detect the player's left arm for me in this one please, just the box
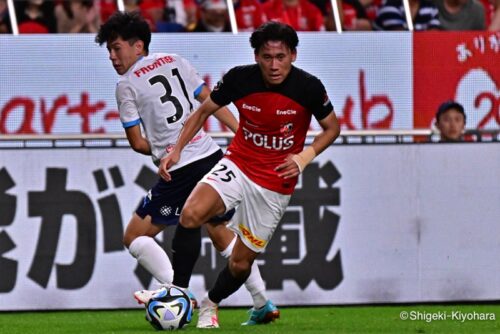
[276,111,340,179]
[304,111,340,163]
[196,85,239,133]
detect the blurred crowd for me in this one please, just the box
[0,0,499,34]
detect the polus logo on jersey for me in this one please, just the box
[242,126,294,151]
[238,224,266,248]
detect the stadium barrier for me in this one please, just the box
[0,140,499,310]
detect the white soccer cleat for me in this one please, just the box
[196,297,219,329]
[134,284,198,307]
[134,288,163,305]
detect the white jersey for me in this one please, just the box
[116,53,220,170]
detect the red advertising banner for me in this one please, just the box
[414,32,500,130]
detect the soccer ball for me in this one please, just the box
[145,286,193,330]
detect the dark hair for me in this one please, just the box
[250,21,299,54]
[436,100,466,124]
[95,11,151,53]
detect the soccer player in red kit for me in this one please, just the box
[159,21,340,328]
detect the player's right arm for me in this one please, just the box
[158,96,221,181]
[195,84,238,133]
[116,81,151,155]
[125,124,151,155]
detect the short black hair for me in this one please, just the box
[95,11,151,53]
[436,100,466,124]
[250,21,299,54]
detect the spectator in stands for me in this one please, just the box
[491,1,500,30]
[183,0,199,31]
[16,0,57,33]
[434,0,485,30]
[98,0,118,23]
[234,0,267,32]
[480,0,500,30]
[362,0,382,23]
[98,0,143,22]
[308,0,329,16]
[374,0,440,31]
[339,0,372,31]
[163,0,190,30]
[263,0,326,31]
[0,0,11,34]
[139,0,165,31]
[93,0,162,32]
[189,0,231,32]
[55,1,100,33]
[435,100,466,142]
[324,0,372,31]
[323,0,339,31]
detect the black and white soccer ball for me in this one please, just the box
[145,286,193,330]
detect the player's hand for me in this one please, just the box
[275,154,301,179]
[158,150,180,181]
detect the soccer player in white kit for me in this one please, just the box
[159,21,341,328]
[95,11,279,323]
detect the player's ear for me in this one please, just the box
[134,40,145,55]
[291,50,297,62]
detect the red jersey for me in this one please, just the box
[234,0,267,32]
[262,0,325,31]
[211,65,333,194]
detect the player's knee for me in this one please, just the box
[180,206,205,229]
[123,232,134,248]
[228,258,251,280]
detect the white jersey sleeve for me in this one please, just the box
[116,81,140,128]
[177,56,205,100]
[115,53,220,169]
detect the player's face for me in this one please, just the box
[255,41,296,87]
[106,37,144,75]
[436,109,465,141]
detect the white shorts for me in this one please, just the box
[200,157,291,253]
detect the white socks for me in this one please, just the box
[221,236,267,309]
[128,236,174,285]
[129,234,268,308]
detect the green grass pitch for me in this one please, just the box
[0,304,499,334]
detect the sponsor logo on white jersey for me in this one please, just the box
[165,144,175,153]
[242,103,261,112]
[242,126,294,150]
[134,55,175,78]
[276,109,297,115]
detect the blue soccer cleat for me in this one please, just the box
[241,300,280,325]
[185,289,198,309]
